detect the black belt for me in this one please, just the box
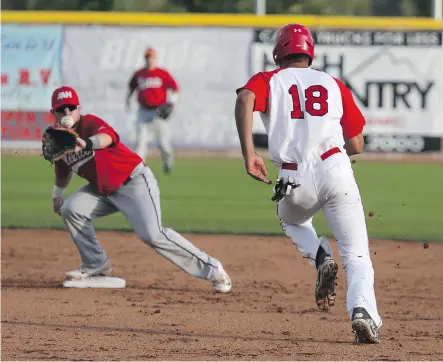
[122,176,132,186]
[122,163,145,186]
[141,105,159,110]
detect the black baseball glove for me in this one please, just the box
[156,102,174,120]
[41,125,79,163]
[271,176,300,202]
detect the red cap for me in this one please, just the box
[144,47,156,57]
[51,86,80,110]
[272,24,315,66]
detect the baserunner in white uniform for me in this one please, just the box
[234,24,382,344]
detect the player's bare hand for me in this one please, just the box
[53,197,64,216]
[245,153,272,184]
[75,137,86,152]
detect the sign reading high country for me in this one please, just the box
[251,29,443,151]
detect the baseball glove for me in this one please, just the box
[41,125,79,163]
[156,102,174,120]
[271,176,300,202]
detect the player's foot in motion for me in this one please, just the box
[212,263,232,293]
[65,259,113,280]
[352,307,380,344]
[315,254,338,311]
[163,164,172,174]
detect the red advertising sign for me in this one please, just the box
[1,68,53,86]
[1,111,55,141]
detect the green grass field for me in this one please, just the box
[1,155,442,241]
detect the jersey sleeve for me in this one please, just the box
[165,71,179,91]
[54,160,71,178]
[334,78,366,138]
[86,115,120,145]
[236,72,270,113]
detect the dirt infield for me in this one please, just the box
[2,229,442,361]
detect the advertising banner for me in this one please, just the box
[1,111,55,142]
[1,25,63,111]
[62,26,252,148]
[2,24,441,152]
[251,29,443,152]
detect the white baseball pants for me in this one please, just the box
[135,107,173,169]
[277,148,382,328]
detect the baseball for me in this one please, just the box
[60,116,75,128]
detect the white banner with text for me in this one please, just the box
[251,29,443,152]
[61,25,252,149]
[2,26,442,151]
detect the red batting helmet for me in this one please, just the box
[272,24,315,66]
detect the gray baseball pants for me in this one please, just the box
[135,107,173,169]
[60,163,220,280]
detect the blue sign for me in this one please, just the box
[1,25,63,111]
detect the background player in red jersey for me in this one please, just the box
[126,47,179,174]
[50,86,231,292]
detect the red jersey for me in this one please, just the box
[54,114,143,195]
[129,67,179,108]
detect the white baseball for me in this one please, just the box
[60,116,75,128]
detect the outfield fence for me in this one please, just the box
[2,12,443,153]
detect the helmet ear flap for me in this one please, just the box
[272,43,280,66]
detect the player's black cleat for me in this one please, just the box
[352,307,380,344]
[163,165,172,174]
[315,256,338,311]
